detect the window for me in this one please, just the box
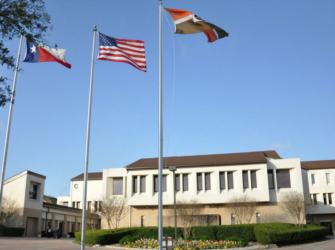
[328,193,333,205]
[256,212,261,224]
[112,177,123,195]
[311,194,317,205]
[182,174,189,191]
[268,170,275,189]
[140,216,144,227]
[94,201,98,212]
[197,173,203,191]
[242,171,249,189]
[231,214,236,225]
[153,175,167,192]
[323,193,327,205]
[326,173,331,185]
[219,172,225,190]
[311,174,315,185]
[276,169,291,188]
[87,201,91,211]
[175,174,180,192]
[132,176,138,193]
[205,173,211,190]
[29,182,39,200]
[72,202,75,208]
[76,201,80,208]
[251,170,257,188]
[227,171,234,189]
[140,176,146,193]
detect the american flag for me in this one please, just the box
[98,32,147,72]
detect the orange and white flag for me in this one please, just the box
[165,8,229,43]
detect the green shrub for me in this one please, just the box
[191,226,217,240]
[225,236,248,247]
[75,228,136,245]
[75,227,182,246]
[254,223,328,246]
[119,234,140,244]
[216,224,255,242]
[0,225,24,237]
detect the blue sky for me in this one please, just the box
[1,0,335,196]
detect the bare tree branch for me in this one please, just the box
[100,196,128,229]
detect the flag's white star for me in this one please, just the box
[30,45,36,53]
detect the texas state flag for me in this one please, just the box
[23,41,72,69]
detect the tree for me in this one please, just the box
[0,0,50,106]
[229,195,258,224]
[0,197,21,226]
[175,199,203,239]
[100,196,128,229]
[280,191,309,228]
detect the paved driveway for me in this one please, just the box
[279,237,335,250]
[0,237,335,250]
[0,238,95,250]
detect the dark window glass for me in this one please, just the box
[276,170,291,188]
[182,174,189,191]
[94,201,98,212]
[154,175,158,192]
[197,173,203,191]
[219,172,225,190]
[323,193,327,205]
[328,193,333,205]
[87,201,91,211]
[175,174,180,192]
[205,173,211,190]
[228,172,234,189]
[268,170,275,189]
[113,177,123,195]
[242,171,249,189]
[251,170,257,188]
[312,194,317,205]
[154,175,167,192]
[140,176,146,193]
[29,182,39,200]
[72,202,75,208]
[132,176,138,193]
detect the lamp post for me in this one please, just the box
[169,165,177,240]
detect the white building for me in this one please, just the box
[2,170,100,237]
[302,160,335,233]
[61,150,309,229]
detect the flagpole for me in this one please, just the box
[158,1,164,250]
[80,25,97,250]
[0,35,23,211]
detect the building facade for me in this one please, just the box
[2,170,100,237]
[302,160,335,233]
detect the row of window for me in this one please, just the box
[311,173,333,185]
[310,193,333,205]
[72,201,102,212]
[111,169,291,195]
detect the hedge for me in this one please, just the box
[254,223,328,246]
[216,224,255,242]
[75,228,136,245]
[75,227,182,245]
[76,223,328,246]
[0,224,25,237]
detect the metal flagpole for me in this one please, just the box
[0,35,23,211]
[158,1,164,250]
[80,25,97,250]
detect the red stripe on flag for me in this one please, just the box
[38,47,71,69]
